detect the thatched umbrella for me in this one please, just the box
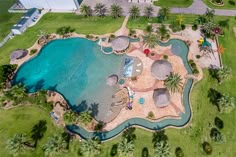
[111,36,130,52]
[10,49,28,61]
[106,74,118,86]
[151,60,173,80]
[153,88,170,107]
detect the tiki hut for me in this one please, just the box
[151,60,173,80]
[10,49,28,61]
[106,74,118,86]
[153,88,170,107]
[111,36,130,53]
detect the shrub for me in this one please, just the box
[163,55,168,60]
[228,0,236,5]
[147,111,155,119]
[190,62,196,68]
[109,34,115,40]
[202,142,212,155]
[192,23,198,31]
[86,34,93,39]
[110,144,118,157]
[94,121,104,131]
[193,68,199,74]
[30,49,37,55]
[142,147,149,157]
[215,117,224,129]
[181,24,186,30]
[175,147,184,157]
[188,59,194,64]
[210,128,225,143]
[145,25,153,33]
[196,55,201,59]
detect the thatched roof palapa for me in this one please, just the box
[106,74,118,86]
[151,60,173,80]
[111,36,130,51]
[153,88,170,107]
[10,49,28,61]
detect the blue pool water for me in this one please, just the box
[12,38,124,120]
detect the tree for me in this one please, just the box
[164,73,183,93]
[42,134,68,156]
[144,5,153,19]
[122,127,136,142]
[217,95,235,113]
[145,25,153,33]
[175,147,184,157]
[157,24,169,40]
[205,8,215,22]
[214,117,224,129]
[110,4,123,19]
[80,4,92,17]
[31,120,47,147]
[80,137,101,156]
[0,64,17,88]
[118,138,134,156]
[216,66,231,84]
[152,130,168,147]
[63,110,79,124]
[7,133,28,155]
[56,26,75,36]
[210,128,225,143]
[154,141,171,157]
[143,34,158,48]
[129,5,140,19]
[94,3,107,16]
[202,22,215,36]
[158,7,170,21]
[176,14,184,26]
[78,111,92,125]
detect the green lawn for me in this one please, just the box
[153,0,193,8]
[0,0,23,41]
[203,0,236,10]
[0,14,124,65]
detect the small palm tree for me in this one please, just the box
[80,137,101,156]
[164,73,183,93]
[159,7,170,21]
[143,34,158,48]
[7,133,28,155]
[118,138,134,156]
[154,141,171,157]
[202,22,215,35]
[216,66,231,84]
[110,4,123,19]
[10,85,27,100]
[31,120,47,147]
[144,5,153,19]
[80,4,92,17]
[63,110,79,124]
[122,127,136,142]
[78,111,92,125]
[129,5,140,19]
[42,134,68,156]
[157,24,169,40]
[94,3,107,16]
[205,8,215,22]
[176,14,184,26]
[217,95,235,113]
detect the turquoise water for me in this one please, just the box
[66,39,194,141]
[12,38,124,120]
[101,46,113,53]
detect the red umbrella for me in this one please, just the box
[144,49,150,55]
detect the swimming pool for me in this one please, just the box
[12,38,124,121]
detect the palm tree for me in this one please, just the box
[80,137,101,156]
[110,4,123,19]
[164,72,183,93]
[63,110,79,124]
[176,14,184,26]
[42,134,68,156]
[217,95,235,113]
[129,5,140,19]
[94,3,107,16]
[144,5,153,19]
[80,4,92,17]
[216,66,231,84]
[154,141,171,157]
[122,127,136,142]
[157,24,169,40]
[78,111,92,125]
[118,138,134,156]
[205,8,215,22]
[143,34,158,48]
[7,133,28,155]
[158,7,170,21]
[202,22,215,35]
[10,85,27,100]
[31,120,47,147]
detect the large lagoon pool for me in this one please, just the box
[12,38,124,120]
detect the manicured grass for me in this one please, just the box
[153,0,193,8]
[0,0,23,41]
[0,14,124,65]
[203,0,236,10]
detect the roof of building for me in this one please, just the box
[111,36,130,51]
[151,60,173,80]
[106,74,118,86]
[153,88,170,107]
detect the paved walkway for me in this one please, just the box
[81,0,236,16]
